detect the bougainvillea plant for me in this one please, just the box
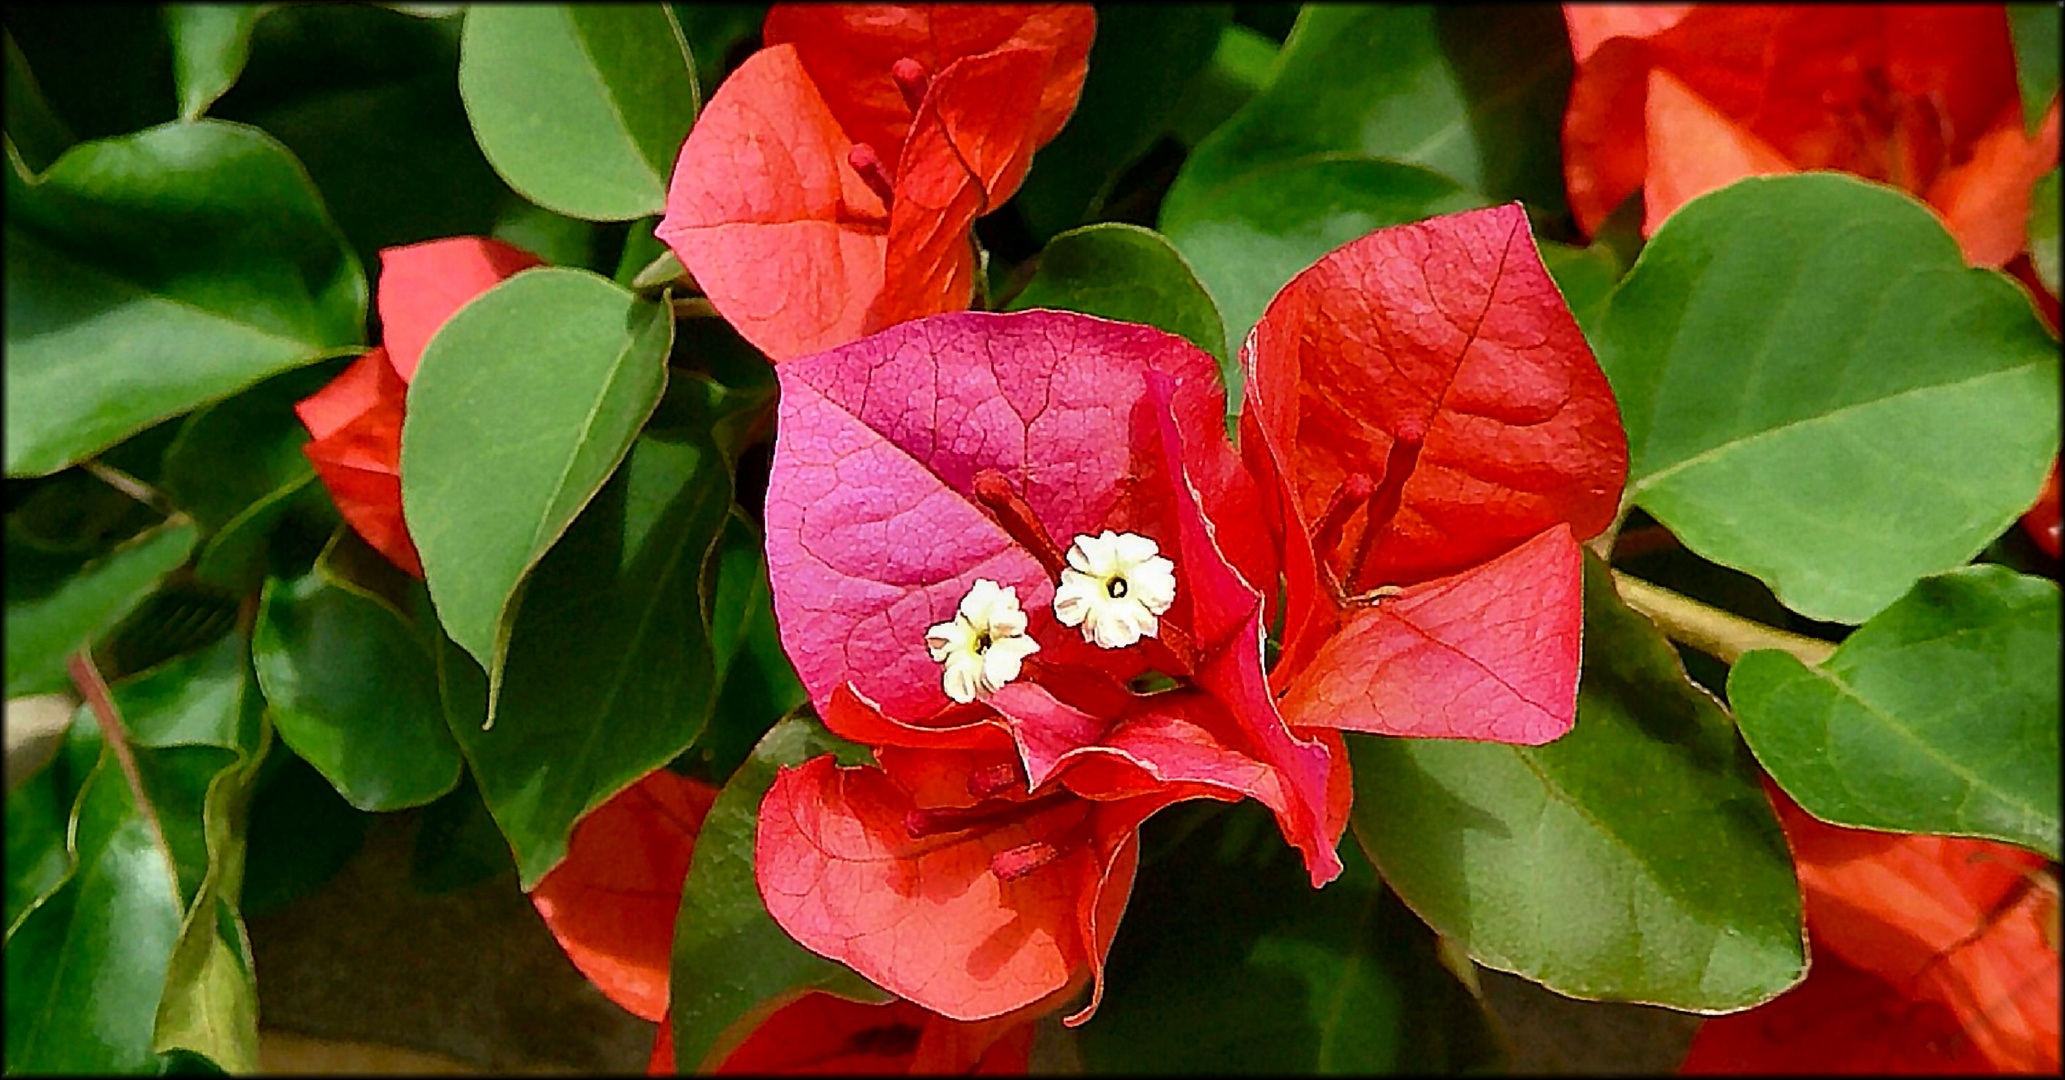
[4,2,2057,1076]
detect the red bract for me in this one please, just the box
[293,237,544,576]
[758,309,1348,1022]
[649,991,1038,1075]
[1684,788,2061,1073]
[656,4,1094,361]
[1562,4,2061,267]
[529,768,719,1023]
[1240,203,1628,745]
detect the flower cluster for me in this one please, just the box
[753,202,1629,1025]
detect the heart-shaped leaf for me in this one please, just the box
[401,267,670,716]
[1349,554,1805,1011]
[1732,565,2061,857]
[1161,4,1572,226]
[5,120,367,477]
[1595,173,2062,624]
[458,4,699,221]
[1006,222,1228,367]
[669,714,885,1073]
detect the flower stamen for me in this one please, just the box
[1053,531,1177,649]
[846,142,897,208]
[925,578,1040,703]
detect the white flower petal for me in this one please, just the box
[1052,531,1178,648]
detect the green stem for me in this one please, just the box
[1610,571,1838,668]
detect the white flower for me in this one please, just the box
[1052,531,1176,649]
[925,579,1041,703]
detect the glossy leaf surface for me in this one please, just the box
[1733,565,2061,857]
[1596,174,2062,624]
[401,267,670,712]
[457,4,699,221]
[5,520,195,698]
[167,3,262,120]
[5,120,366,477]
[1349,555,1805,1010]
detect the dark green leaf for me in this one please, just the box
[2010,3,2060,134]
[6,519,197,699]
[4,751,187,1073]
[5,29,76,173]
[212,3,514,275]
[1007,222,1228,367]
[5,751,76,935]
[1161,5,1572,227]
[252,541,463,812]
[167,4,264,120]
[1014,5,1229,239]
[1537,238,1624,338]
[5,120,367,478]
[670,3,764,100]
[1169,24,1279,149]
[408,771,516,895]
[1079,801,1502,1074]
[691,514,806,783]
[3,5,175,143]
[458,4,699,221]
[1595,174,2062,624]
[1160,156,1485,391]
[401,268,671,712]
[240,744,370,919]
[670,714,883,1073]
[447,422,733,888]
[1350,554,1805,1011]
[1732,566,2061,857]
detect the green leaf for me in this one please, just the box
[1014,5,1229,239]
[253,543,463,812]
[1007,222,1228,368]
[670,3,765,101]
[5,119,367,478]
[5,751,77,935]
[6,519,197,699]
[1079,802,1501,1074]
[1537,238,1625,338]
[1160,156,1486,393]
[447,421,734,888]
[401,268,671,715]
[1732,566,2061,858]
[1596,175,2062,625]
[4,752,187,1073]
[2010,3,2061,134]
[692,514,807,783]
[213,3,517,276]
[240,744,370,919]
[458,4,699,221]
[1170,24,1279,149]
[408,771,515,895]
[2031,168,2059,300]
[5,30,76,173]
[670,714,884,1073]
[1161,4,1572,227]
[167,3,265,120]
[1350,554,1805,1011]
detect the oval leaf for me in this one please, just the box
[1731,565,2061,857]
[252,555,463,812]
[1006,222,1228,367]
[448,421,733,888]
[1596,173,2062,624]
[458,4,699,221]
[1161,156,1487,384]
[1349,554,1806,1011]
[6,520,197,698]
[5,120,367,477]
[669,715,886,1073]
[401,267,670,712]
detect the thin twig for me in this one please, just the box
[82,459,175,517]
[67,650,176,875]
[1610,571,1838,667]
